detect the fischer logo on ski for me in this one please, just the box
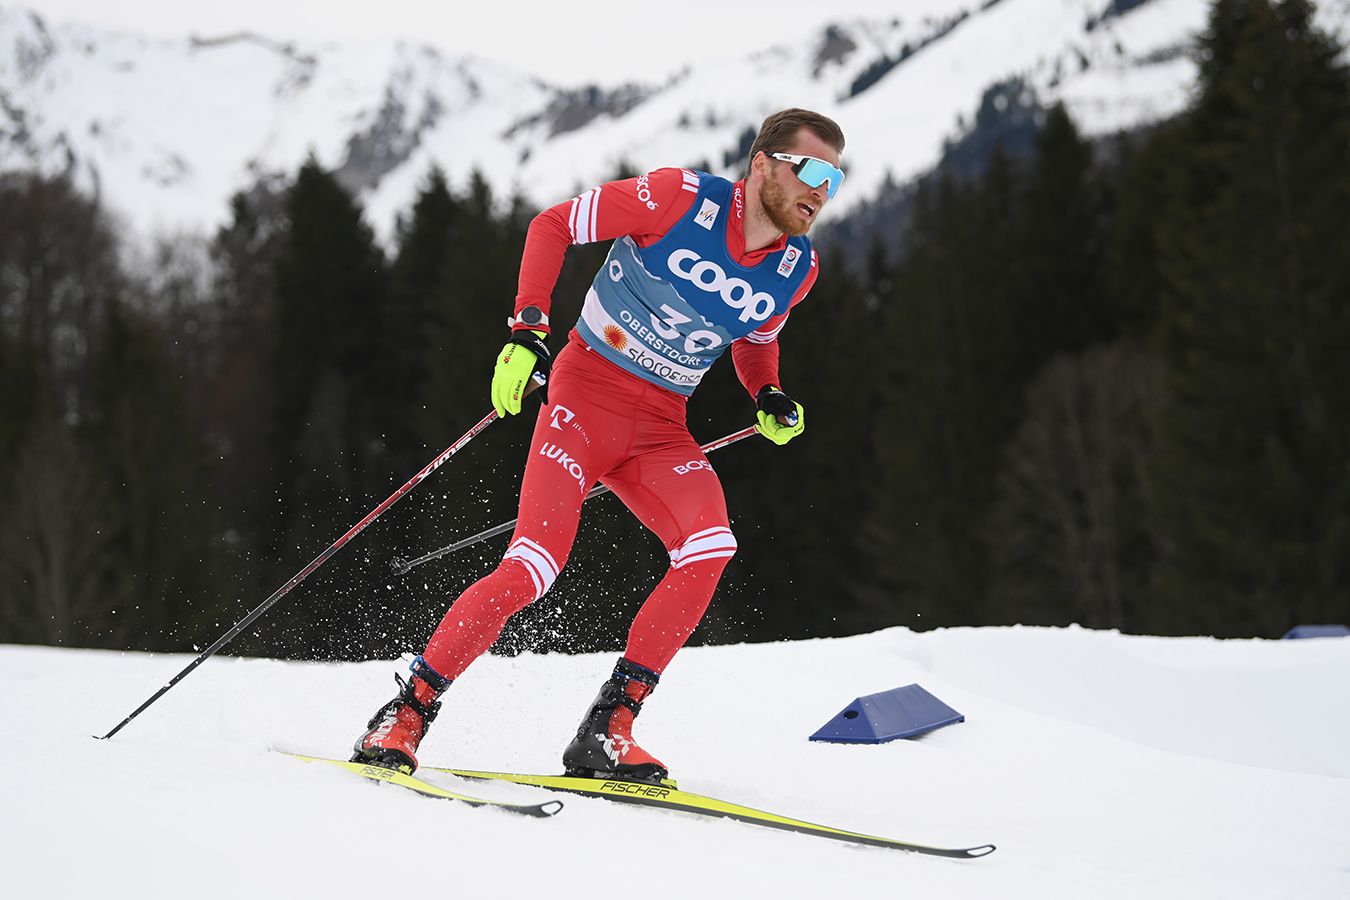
[599,781,672,799]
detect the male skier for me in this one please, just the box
[354,108,846,783]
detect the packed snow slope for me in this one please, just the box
[4,626,1349,898]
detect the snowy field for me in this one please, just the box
[3,626,1348,898]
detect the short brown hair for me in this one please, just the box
[747,108,845,177]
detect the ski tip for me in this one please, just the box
[539,800,565,817]
[963,843,997,858]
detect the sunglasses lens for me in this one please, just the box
[795,158,844,199]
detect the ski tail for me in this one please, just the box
[277,751,563,817]
[431,767,993,857]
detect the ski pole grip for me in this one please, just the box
[525,370,548,405]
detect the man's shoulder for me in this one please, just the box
[788,234,815,261]
[642,166,705,193]
[624,167,704,217]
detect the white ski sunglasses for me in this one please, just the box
[769,152,845,198]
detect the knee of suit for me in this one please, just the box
[667,526,737,571]
[501,535,562,600]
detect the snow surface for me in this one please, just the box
[4,626,1349,897]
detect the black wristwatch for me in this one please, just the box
[509,305,549,330]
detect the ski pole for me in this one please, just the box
[392,424,760,576]
[96,378,545,741]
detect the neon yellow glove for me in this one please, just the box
[491,331,550,417]
[754,385,805,446]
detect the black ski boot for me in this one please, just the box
[563,657,669,784]
[351,656,451,773]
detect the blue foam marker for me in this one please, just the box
[1282,624,1350,639]
[810,684,964,744]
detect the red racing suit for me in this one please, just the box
[421,168,817,679]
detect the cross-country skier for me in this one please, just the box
[354,108,846,783]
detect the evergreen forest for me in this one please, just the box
[2,0,1347,658]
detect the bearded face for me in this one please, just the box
[757,170,814,237]
[750,130,838,238]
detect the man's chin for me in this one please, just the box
[766,208,812,237]
[755,186,815,237]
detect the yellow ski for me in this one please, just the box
[279,752,563,817]
[427,766,993,856]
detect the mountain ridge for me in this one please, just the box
[3,1,1347,243]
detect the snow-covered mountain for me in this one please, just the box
[3,1,1349,243]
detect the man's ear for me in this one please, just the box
[748,150,766,179]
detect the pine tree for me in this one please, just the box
[206,189,287,594]
[77,296,220,650]
[867,164,1023,630]
[1150,0,1350,634]
[266,158,391,657]
[1101,123,1190,338]
[1011,103,1110,360]
[382,166,460,464]
[0,174,124,646]
[784,251,881,637]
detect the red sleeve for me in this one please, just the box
[730,250,819,397]
[513,167,699,334]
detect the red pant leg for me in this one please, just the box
[421,349,635,679]
[604,427,738,674]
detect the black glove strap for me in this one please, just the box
[756,385,795,416]
[756,385,800,427]
[509,331,552,405]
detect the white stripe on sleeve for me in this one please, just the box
[743,314,789,345]
[570,188,602,244]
